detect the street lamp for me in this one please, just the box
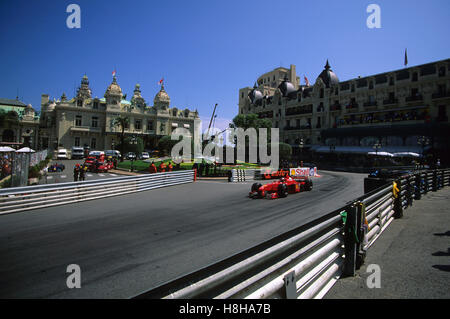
[373,141,382,166]
[417,136,429,168]
[373,141,382,155]
[298,138,304,166]
[130,136,137,172]
[329,144,336,164]
[329,144,336,152]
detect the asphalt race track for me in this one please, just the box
[0,170,366,298]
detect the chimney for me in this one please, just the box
[41,94,50,106]
[290,64,298,89]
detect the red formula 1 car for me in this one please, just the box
[249,176,313,199]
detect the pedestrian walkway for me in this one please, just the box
[326,188,450,299]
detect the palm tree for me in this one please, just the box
[112,115,129,161]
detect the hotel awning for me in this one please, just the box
[314,145,426,154]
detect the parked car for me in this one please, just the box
[126,152,137,160]
[105,150,121,158]
[71,146,84,159]
[57,149,69,160]
[140,152,150,160]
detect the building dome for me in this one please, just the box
[278,76,297,98]
[154,84,170,105]
[81,74,89,85]
[316,60,339,88]
[105,76,122,96]
[248,83,264,105]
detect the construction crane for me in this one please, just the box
[206,103,218,139]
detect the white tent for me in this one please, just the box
[367,151,394,157]
[393,152,421,158]
[16,147,35,153]
[0,146,15,152]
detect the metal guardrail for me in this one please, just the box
[230,169,256,182]
[0,170,195,215]
[133,168,450,299]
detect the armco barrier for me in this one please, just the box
[133,168,450,299]
[230,169,256,182]
[0,170,195,215]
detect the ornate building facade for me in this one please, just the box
[239,58,450,161]
[39,75,199,151]
[0,98,40,149]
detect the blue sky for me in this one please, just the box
[1,0,449,129]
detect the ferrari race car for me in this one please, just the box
[249,175,313,199]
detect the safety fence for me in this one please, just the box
[0,170,195,215]
[133,168,450,299]
[230,169,256,182]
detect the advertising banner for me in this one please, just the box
[290,167,318,177]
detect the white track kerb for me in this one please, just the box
[0,170,195,215]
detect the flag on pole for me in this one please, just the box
[404,48,408,67]
[112,69,116,77]
[158,78,164,85]
[304,75,310,87]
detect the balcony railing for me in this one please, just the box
[284,125,311,131]
[432,91,450,99]
[405,94,423,102]
[363,101,378,107]
[285,105,313,116]
[70,126,102,133]
[345,102,359,110]
[383,98,398,105]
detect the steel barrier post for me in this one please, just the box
[356,202,367,270]
[415,174,421,200]
[432,170,437,192]
[343,204,358,277]
[406,176,413,207]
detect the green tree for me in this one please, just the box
[230,113,272,133]
[267,142,292,162]
[229,113,273,163]
[278,142,292,161]
[157,135,181,156]
[117,136,144,155]
[112,115,129,161]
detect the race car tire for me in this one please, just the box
[277,183,288,198]
[305,180,313,191]
[251,183,262,193]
